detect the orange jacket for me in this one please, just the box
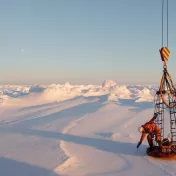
[139,117,161,143]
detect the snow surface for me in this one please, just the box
[0,80,175,176]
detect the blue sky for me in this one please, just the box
[0,0,176,85]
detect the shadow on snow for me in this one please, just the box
[0,157,59,176]
[1,127,147,157]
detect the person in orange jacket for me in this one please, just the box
[137,113,161,150]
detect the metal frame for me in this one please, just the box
[154,68,176,143]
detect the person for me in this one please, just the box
[137,113,161,151]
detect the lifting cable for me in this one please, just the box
[161,0,169,48]
[167,0,168,47]
[159,0,176,109]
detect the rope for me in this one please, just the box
[159,69,176,109]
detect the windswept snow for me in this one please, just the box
[0,80,175,176]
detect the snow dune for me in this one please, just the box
[0,80,175,176]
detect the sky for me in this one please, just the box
[0,0,176,85]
